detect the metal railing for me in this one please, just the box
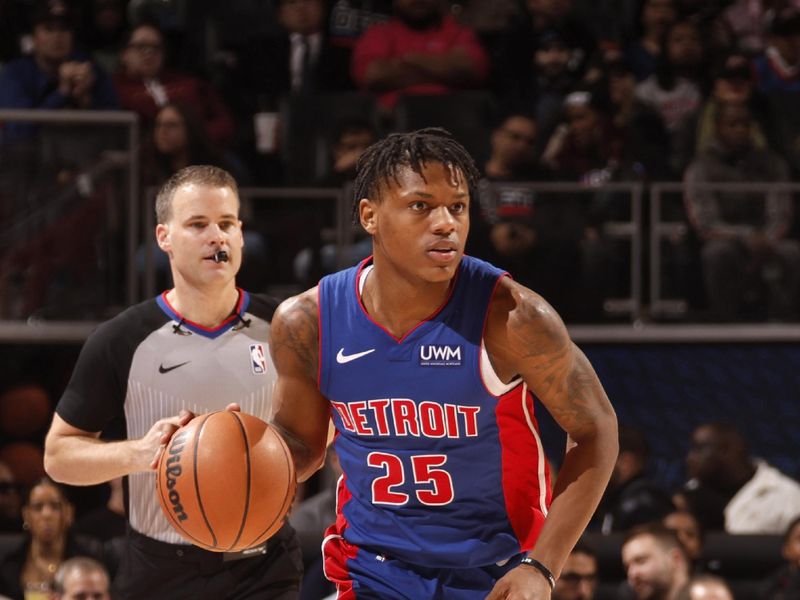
[649,181,800,319]
[0,109,140,307]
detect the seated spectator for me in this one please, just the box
[553,541,599,600]
[722,0,800,54]
[593,425,674,534]
[684,102,800,321]
[351,0,489,109]
[753,8,800,95]
[605,55,672,179]
[663,510,705,573]
[624,0,677,82]
[682,423,800,534]
[0,0,118,141]
[541,90,636,320]
[113,21,234,148]
[477,111,582,316]
[0,478,104,600]
[694,52,774,157]
[52,557,110,600]
[635,19,704,174]
[78,0,128,75]
[621,523,690,600]
[760,516,800,599]
[293,118,376,286]
[234,0,353,105]
[0,461,21,534]
[676,574,734,600]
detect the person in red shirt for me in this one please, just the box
[351,0,489,108]
[113,21,234,148]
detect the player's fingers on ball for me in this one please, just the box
[225,403,241,412]
[150,445,165,470]
[178,409,194,425]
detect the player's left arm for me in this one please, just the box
[485,277,618,598]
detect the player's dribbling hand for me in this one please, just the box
[485,565,552,600]
[144,409,195,470]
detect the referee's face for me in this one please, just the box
[157,184,244,288]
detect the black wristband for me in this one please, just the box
[519,557,556,590]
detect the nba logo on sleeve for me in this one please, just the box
[249,344,267,374]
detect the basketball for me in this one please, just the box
[156,411,296,552]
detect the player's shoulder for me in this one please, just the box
[245,292,281,322]
[489,277,569,342]
[273,286,319,327]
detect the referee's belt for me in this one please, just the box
[127,527,268,563]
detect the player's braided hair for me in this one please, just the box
[352,128,481,222]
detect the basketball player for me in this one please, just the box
[270,129,618,599]
[43,166,302,599]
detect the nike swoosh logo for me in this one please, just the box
[159,361,190,374]
[336,348,375,364]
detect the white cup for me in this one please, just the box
[254,112,280,154]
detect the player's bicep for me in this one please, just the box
[269,290,330,478]
[493,283,613,441]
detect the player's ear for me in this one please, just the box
[156,223,171,253]
[360,198,377,234]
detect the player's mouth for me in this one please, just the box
[427,243,459,263]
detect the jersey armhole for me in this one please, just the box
[479,342,523,397]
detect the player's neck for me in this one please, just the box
[166,283,240,328]
[361,265,454,337]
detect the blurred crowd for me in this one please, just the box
[3,0,800,321]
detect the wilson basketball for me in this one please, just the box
[156,411,296,552]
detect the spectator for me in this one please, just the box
[78,0,128,74]
[722,0,800,54]
[594,425,674,534]
[52,557,110,600]
[635,19,704,174]
[682,423,800,534]
[113,21,235,148]
[753,7,800,94]
[0,0,118,141]
[553,541,599,600]
[604,55,672,179]
[694,52,774,157]
[477,111,582,316]
[624,0,678,81]
[684,102,800,321]
[760,516,800,599]
[351,0,489,109]
[541,90,634,320]
[663,510,705,572]
[621,523,691,600]
[676,574,734,600]
[238,0,352,102]
[0,478,104,600]
[293,118,377,285]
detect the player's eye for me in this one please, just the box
[450,202,466,214]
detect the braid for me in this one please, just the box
[352,127,480,222]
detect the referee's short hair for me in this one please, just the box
[156,165,239,224]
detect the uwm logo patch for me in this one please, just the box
[419,344,462,366]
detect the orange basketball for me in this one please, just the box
[156,411,296,552]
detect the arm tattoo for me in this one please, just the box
[273,294,319,379]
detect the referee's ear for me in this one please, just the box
[156,222,171,255]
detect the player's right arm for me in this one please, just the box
[269,287,331,482]
[45,412,193,485]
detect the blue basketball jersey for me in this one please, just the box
[318,256,552,569]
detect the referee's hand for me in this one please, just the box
[146,409,195,470]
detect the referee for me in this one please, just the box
[44,166,302,599]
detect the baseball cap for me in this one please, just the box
[31,0,74,27]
